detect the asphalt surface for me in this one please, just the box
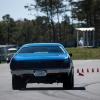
[0,60,100,100]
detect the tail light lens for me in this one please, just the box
[16,62,26,67]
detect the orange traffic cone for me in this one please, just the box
[82,68,84,73]
[92,68,94,72]
[79,72,84,76]
[97,68,99,72]
[87,68,89,72]
[77,69,79,73]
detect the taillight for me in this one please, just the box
[54,61,64,66]
[16,62,26,67]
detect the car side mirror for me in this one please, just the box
[69,53,72,57]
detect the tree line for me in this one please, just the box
[0,0,100,45]
[0,14,74,45]
[71,0,100,41]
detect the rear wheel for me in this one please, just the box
[12,76,27,90]
[21,78,27,89]
[63,70,74,89]
[12,76,21,90]
[7,60,10,63]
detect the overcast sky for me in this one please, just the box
[0,0,36,21]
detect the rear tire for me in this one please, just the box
[12,76,21,90]
[7,60,10,63]
[63,70,74,89]
[21,78,27,89]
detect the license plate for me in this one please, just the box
[34,71,47,77]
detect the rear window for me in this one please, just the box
[8,50,17,53]
[18,46,65,53]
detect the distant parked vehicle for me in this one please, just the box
[0,55,1,64]
[6,48,17,63]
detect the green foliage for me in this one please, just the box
[0,0,100,45]
[0,14,73,45]
[25,0,67,42]
[71,0,100,40]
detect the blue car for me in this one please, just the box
[10,43,74,90]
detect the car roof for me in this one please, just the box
[22,43,63,47]
[8,48,17,50]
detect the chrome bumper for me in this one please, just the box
[11,68,71,76]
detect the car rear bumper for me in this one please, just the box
[11,68,71,76]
